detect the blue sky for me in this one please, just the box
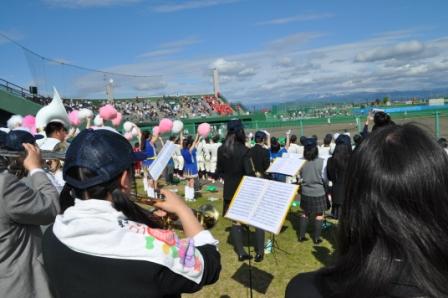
[1,0,448,103]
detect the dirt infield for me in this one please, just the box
[246,115,448,142]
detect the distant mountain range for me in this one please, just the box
[248,88,448,109]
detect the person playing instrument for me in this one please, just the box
[0,130,60,298]
[247,131,271,262]
[217,119,255,261]
[38,138,67,193]
[43,128,221,298]
[44,121,68,143]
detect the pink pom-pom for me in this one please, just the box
[198,123,211,137]
[22,115,37,134]
[152,126,160,136]
[99,104,118,120]
[69,110,81,126]
[158,118,173,134]
[124,132,133,141]
[111,112,123,127]
[22,115,35,128]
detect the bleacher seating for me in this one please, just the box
[1,78,242,123]
[63,94,236,123]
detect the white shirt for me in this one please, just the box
[288,143,303,157]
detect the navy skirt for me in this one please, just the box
[300,194,327,214]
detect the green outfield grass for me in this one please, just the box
[136,179,338,298]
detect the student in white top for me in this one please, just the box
[286,134,303,157]
[319,134,332,158]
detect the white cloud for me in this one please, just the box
[139,48,182,58]
[152,0,239,13]
[210,58,256,79]
[39,29,448,104]
[133,80,167,91]
[139,36,201,58]
[43,0,140,8]
[355,40,425,62]
[256,13,334,26]
[269,32,323,50]
[276,57,294,68]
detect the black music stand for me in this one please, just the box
[267,233,289,264]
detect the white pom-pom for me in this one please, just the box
[7,115,23,129]
[172,120,184,134]
[94,115,104,127]
[123,121,134,132]
[78,108,93,120]
[131,126,140,136]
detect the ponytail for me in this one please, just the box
[64,167,164,228]
[110,188,164,228]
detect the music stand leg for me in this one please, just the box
[244,226,254,298]
[269,233,289,264]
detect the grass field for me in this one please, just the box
[136,179,338,298]
[132,115,448,297]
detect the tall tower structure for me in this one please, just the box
[106,78,114,103]
[213,68,221,97]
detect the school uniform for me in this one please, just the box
[181,148,198,178]
[43,199,221,298]
[196,140,206,173]
[0,170,60,298]
[208,142,221,178]
[143,140,156,168]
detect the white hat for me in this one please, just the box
[37,137,61,151]
[7,115,23,129]
[35,87,70,131]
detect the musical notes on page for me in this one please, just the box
[225,176,298,234]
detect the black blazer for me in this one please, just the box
[248,144,270,178]
[326,157,347,205]
[217,142,254,201]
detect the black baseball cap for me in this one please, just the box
[336,134,351,146]
[5,130,37,151]
[63,129,145,189]
[227,119,243,133]
[303,137,317,148]
[254,131,266,140]
[0,131,7,148]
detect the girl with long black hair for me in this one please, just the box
[217,120,263,261]
[326,134,352,219]
[43,129,221,298]
[286,123,448,297]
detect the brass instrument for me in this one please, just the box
[0,149,66,160]
[133,194,219,230]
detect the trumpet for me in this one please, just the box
[133,193,219,230]
[0,149,66,160]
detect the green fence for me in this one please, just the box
[137,109,448,141]
[250,110,448,139]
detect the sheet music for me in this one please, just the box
[282,153,301,159]
[147,141,176,181]
[266,156,306,176]
[225,176,298,234]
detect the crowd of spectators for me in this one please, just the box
[62,94,235,123]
